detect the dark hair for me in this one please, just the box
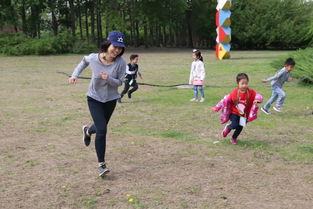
[99,40,125,57]
[236,73,249,83]
[130,54,139,60]
[285,57,296,66]
[193,50,203,62]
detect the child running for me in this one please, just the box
[119,54,142,103]
[189,49,206,102]
[214,73,258,144]
[261,58,296,114]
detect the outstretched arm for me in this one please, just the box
[69,55,91,84]
[263,70,285,82]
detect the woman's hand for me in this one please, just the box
[68,77,77,84]
[100,72,109,80]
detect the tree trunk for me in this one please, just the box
[186,10,194,48]
[162,25,166,46]
[20,0,27,35]
[85,0,89,41]
[37,21,41,38]
[48,0,58,36]
[30,6,37,37]
[149,22,154,46]
[135,20,139,47]
[143,18,148,48]
[129,1,134,46]
[77,0,83,39]
[68,0,76,38]
[90,1,96,42]
[96,0,103,46]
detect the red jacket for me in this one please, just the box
[230,88,256,117]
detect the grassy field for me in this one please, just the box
[0,49,313,209]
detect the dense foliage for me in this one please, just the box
[0,0,312,54]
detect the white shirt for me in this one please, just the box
[189,60,205,84]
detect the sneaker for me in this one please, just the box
[127,92,132,99]
[273,106,283,113]
[221,124,231,137]
[82,125,91,146]
[230,138,238,144]
[117,98,122,103]
[98,163,110,177]
[199,97,205,102]
[261,107,271,115]
[190,98,198,102]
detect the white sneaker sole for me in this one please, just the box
[82,125,89,145]
[99,169,110,177]
[261,107,271,115]
[273,106,283,112]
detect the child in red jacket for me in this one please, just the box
[219,73,258,144]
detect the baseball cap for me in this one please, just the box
[107,31,126,48]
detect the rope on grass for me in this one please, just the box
[57,71,190,87]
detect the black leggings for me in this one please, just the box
[121,79,138,98]
[227,114,244,139]
[87,97,117,163]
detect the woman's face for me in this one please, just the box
[107,45,123,58]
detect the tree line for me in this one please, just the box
[1,0,313,49]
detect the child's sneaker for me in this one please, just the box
[199,97,205,102]
[273,106,283,112]
[127,92,132,99]
[190,98,198,102]
[98,163,110,177]
[221,124,231,137]
[230,138,238,144]
[261,107,271,115]
[82,125,91,146]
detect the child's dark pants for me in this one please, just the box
[227,114,244,139]
[121,79,138,98]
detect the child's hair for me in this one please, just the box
[236,73,249,83]
[130,54,139,60]
[193,49,203,62]
[284,57,296,66]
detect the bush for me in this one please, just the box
[72,40,97,54]
[271,48,313,85]
[0,31,74,55]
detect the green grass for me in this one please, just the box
[1,50,313,208]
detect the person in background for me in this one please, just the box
[189,49,206,102]
[119,54,142,103]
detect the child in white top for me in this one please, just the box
[189,49,206,102]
